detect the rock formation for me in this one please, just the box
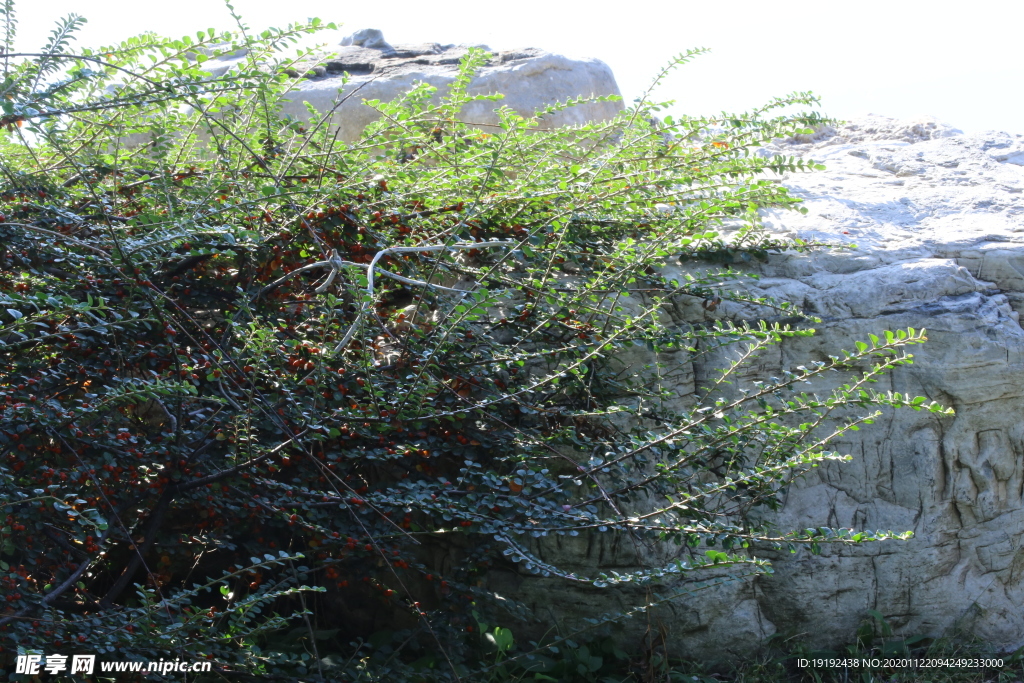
[493,115,1024,662]
[742,115,1024,654]
[201,29,623,141]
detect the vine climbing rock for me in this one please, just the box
[199,30,624,141]
[488,114,1024,664]
[199,33,1024,659]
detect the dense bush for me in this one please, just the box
[0,5,951,681]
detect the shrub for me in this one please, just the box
[0,5,951,680]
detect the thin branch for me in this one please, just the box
[1,221,113,259]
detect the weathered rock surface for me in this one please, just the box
[738,115,1024,653]
[499,115,1024,662]
[201,29,623,141]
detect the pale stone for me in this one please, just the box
[734,117,1024,655]
[339,28,392,51]
[198,42,623,141]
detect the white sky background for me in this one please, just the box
[11,0,1023,136]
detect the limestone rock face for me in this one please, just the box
[505,115,1024,661]
[745,116,1024,647]
[202,30,623,141]
[734,116,1024,653]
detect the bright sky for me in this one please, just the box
[11,0,1023,136]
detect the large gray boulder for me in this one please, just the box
[495,115,1024,662]
[201,30,623,141]
[736,115,1024,653]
